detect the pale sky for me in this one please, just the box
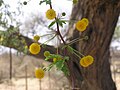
[3,0,72,22]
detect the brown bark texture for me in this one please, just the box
[66,0,120,90]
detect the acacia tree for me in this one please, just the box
[0,0,120,90]
[66,0,120,90]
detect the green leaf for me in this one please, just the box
[0,0,3,7]
[64,56,69,61]
[56,19,66,27]
[39,0,51,5]
[61,64,69,76]
[39,1,45,5]
[61,20,66,24]
[55,60,65,70]
[45,54,62,61]
[48,21,56,28]
[58,21,63,27]
[46,0,51,5]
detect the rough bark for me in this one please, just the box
[66,0,120,90]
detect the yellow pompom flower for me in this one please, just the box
[80,55,94,67]
[46,9,56,20]
[81,18,89,26]
[34,35,40,42]
[84,55,94,65]
[75,20,87,32]
[35,68,44,79]
[29,43,41,54]
[75,18,89,32]
[80,57,89,67]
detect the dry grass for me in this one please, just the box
[0,52,120,90]
[0,53,69,90]
[0,77,69,90]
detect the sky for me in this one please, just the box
[3,0,72,22]
[2,0,72,36]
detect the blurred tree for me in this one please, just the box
[113,25,120,41]
[0,0,120,90]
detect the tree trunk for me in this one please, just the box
[66,0,120,90]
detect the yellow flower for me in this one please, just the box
[81,18,89,26]
[53,58,57,63]
[46,9,56,20]
[75,18,89,32]
[34,35,40,42]
[35,68,44,79]
[75,20,87,32]
[80,55,94,67]
[80,57,89,67]
[84,55,94,65]
[29,43,41,54]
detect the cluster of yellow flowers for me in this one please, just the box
[35,68,44,79]
[28,0,93,80]
[75,18,89,32]
[29,35,41,55]
[80,55,94,67]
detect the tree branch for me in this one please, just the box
[0,30,56,61]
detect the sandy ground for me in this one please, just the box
[0,74,119,90]
[0,77,69,90]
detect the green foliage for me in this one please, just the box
[45,54,62,61]
[48,19,66,28]
[44,53,69,75]
[113,25,120,40]
[0,0,3,7]
[0,26,28,54]
[0,0,92,78]
[57,19,66,27]
[39,0,51,5]
[61,64,69,76]
[48,20,56,28]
